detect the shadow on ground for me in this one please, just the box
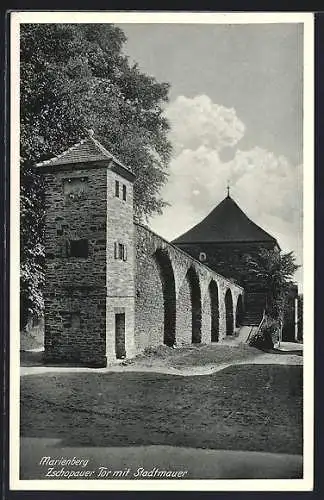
[271,348,303,356]
[21,364,302,455]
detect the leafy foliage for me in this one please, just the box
[20,23,172,328]
[244,249,299,320]
[249,317,279,350]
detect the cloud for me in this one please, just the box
[150,95,303,285]
[165,95,245,154]
[232,148,302,230]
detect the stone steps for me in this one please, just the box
[241,314,263,326]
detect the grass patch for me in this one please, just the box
[21,364,302,454]
[133,343,264,369]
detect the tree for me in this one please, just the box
[20,23,172,328]
[244,249,300,320]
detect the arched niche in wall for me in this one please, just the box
[225,288,234,336]
[235,294,244,328]
[154,249,177,347]
[209,280,220,342]
[187,267,202,344]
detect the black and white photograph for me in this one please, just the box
[9,11,314,491]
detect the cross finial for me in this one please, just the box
[87,128,95,137]
[226,180,230,198]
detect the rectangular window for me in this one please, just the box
[114,242,127,261]
[115,180,120,197]
[122,245,127,261]
[122,184,127,201]
[118,243,124,260]
[61,312,80,329]
[67,239,89,258]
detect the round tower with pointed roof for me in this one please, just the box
[173,193,280,322]
[173,193,279,248]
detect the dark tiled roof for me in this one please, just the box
[172,195,277,245]
[35,132,133,175]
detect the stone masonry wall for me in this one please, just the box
[134,253,164,351]
[44,290,106,366]
[44,167,108,288]
[175,241,276,317]
[106,168,135,360]
[42,162,245,365]
[176,275,192,345]
[43,166,108,366]
[175,241,275,289]
[135,224,244,351]
[201,289,212,344]
[42,162,136,366]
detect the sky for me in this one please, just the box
[118,22,303,287]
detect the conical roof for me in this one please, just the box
[172,195,277,245]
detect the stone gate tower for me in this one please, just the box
[36,132,136,367]
[172,192,281,324]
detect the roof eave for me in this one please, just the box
[35,159,136,182]
[173,238,278,246]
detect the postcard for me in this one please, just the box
[9,10,314,492]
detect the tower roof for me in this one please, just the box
[35,131,134,179]
[172,195,278,245]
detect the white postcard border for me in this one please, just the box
[9,10,314,492]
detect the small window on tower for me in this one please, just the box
[115,180,120,198]
[199,252,207,262]
[61,312,80,328]
[122,184,127,201]
[122,245,127,261]
[67,239,89,258]
[114,242,127,261]
[118,243,124,260]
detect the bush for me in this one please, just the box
[249,317,280,350]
